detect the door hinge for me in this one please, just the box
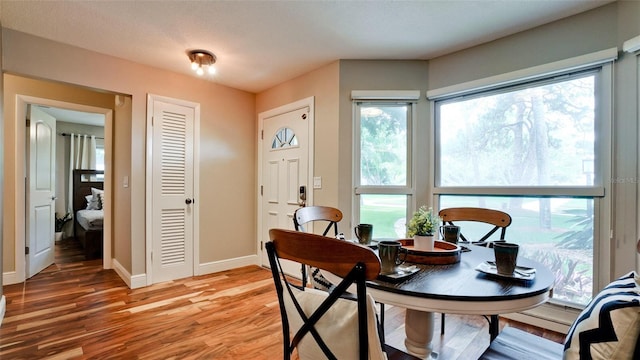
[260,241,263,250]
[260,185,263,196]
[25,246,29,255]
[26,119,30,127]
[261,130,264,140]
[151,116,154,126]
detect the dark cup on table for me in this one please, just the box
[493,242,519,275]
[378,240,407,275]
[440,225,461,244]
[354,224,373,245]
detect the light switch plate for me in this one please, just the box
[313,176,322,189]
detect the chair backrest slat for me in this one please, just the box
[293,206,343,236]
[439,207,512,243]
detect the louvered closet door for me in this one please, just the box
[152,101,195,283]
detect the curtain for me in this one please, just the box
[67,134,97,214]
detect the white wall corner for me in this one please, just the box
[0,295,6,326]
[197,254,260,276]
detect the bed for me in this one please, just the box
[73,169,104,260]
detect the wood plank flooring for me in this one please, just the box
[1,238,565,359]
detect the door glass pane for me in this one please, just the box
[359,194,407,239]
[438,75,595,187]
[360,105,408,186]
[440,195,594,306]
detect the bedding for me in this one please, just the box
[76,209,104,231]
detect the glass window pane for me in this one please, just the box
[360,105,407,186]
[440,195,594,306]
[359,194,407,239]
[438,75,595,187]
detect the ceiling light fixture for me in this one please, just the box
[187,49,217,76]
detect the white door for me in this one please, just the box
[151,100,195,283]
[260,100,312,276]
[27,106,57,278]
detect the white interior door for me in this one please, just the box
[260,102,311,276]
[27,105,57,278]
[151,99,195,283]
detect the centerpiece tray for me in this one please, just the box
[398,239,461,265]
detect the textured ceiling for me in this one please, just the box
[1,0,614,93]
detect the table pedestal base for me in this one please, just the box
[404,309,438,359]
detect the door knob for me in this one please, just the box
[51,196,57,201]
[185,198,193,204]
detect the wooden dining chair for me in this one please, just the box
[292,206,343,289]
[438,207,512,244]
[267,228,419,360]
[293,206,343,236]
[437,207,513,335]
[293,205,389,342]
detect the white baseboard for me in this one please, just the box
[112,255,258,289]
[197,254,259,276]
[0,295,5,326]
[2,271,20,286]
[111,258,147,289]
[130,273,147,289]
[111,258,132,288]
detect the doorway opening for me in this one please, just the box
[17,95,113,281]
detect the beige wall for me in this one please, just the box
[2,29,256,281]
[113,95,132,270]
[256,61,341,211]
[427,3,619,90]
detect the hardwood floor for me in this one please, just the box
[1,238,565,359]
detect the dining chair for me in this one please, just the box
[267,228,420,360]
[293,205,388,342]
[293,205,343,289]
[437,207,513,335]
[438,207,512,245]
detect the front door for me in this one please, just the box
[27,105,57,278]
[259,98,313,276]
[150,98,196,283]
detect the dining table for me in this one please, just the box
[326,241,555,359]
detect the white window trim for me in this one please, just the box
[428,55,614,330]
[352,93,417,227]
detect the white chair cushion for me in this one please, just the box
[563,271,640,359]
[283,285,387,360]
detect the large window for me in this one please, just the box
[433,67,611,308]
[354,99,414,238]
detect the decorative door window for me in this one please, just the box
[271,127,298,150]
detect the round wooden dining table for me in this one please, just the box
[364,243,555,359]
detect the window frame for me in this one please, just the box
[352,94,417,229]
[428,56,614,314]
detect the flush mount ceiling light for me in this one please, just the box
[187,49,217,76]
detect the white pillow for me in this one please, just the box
[563,271,640,359]
[282,286,387,360]
[86,195,100,210]
[91,187,104,210]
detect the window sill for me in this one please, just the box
[502,302,581,335]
